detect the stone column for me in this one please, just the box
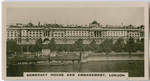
[97,31,98,37]
[25,30,27,37]
[97,31,99,37]
[27,46,29,52]
[94,31,96,37]
[98,31,99,37]
[46,31,47,36]
[44,32,45,37]
[47,31,49,37]
[96,31,97,37]
[44,31,46,37]
[99,31,101,37]
[21,30,23,37]
[83,31,84,37]
[12,31,14,37]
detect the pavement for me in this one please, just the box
[85,55,144,61]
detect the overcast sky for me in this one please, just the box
[7,7,144,26]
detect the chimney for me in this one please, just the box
[38,21,40,26]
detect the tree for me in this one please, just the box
[85,45,91,51]
[48,38,56,52]
[138,38,144,52]
[141,38,144,44]
[7,39,20,55]
[63,44,69,52]
[70,45,76,52]
[30,45,36,53]
[35,38,43,52]
[113,38,124,52]
[89,39,97,52]
[57,45,65,52]
[124,37,135,56]
[100,38,113,55]
[74,39,84,52]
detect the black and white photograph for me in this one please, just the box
[2,2,149,80]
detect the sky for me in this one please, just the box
[7,7,144,26]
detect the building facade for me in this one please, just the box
[7,21,144,52]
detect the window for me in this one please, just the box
[33,31,35,37]
[11,31,13,37]
[14,31,17,37]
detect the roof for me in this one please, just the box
[92,21,98,24]
[27,22,33,26]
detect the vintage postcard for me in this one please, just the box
[2,2,149,80]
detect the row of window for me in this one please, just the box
[7,31,141,37]
[7,32,17,37]
[107,31,126,33]
[129,33,139,35]
[66,31,89,33]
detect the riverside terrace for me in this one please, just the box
[7,52,144,66]
[7,53,82,66]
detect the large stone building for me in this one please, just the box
[7,21,144,52]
